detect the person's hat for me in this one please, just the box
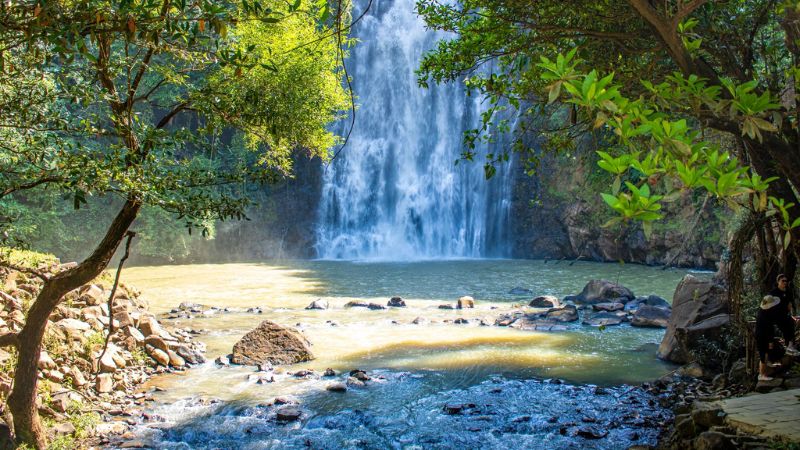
[760,295,780,310]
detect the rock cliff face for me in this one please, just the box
[508,150,726,269]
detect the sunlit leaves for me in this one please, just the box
[537,50,782,228]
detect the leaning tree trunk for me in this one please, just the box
[6,199,140,449]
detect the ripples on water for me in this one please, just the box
[118,260,695,449]
[127,375,670,449]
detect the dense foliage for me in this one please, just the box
[0,0,350,446]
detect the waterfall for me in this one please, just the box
[315,0,513,260]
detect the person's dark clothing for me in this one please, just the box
[756,306,784,362]
[769,287,797,346]
[770,287,796,315]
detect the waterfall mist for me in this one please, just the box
[315,0,513,260]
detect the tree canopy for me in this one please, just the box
[417,0,800,279]
[0,0,350,446]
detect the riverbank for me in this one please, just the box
[0,250,207,449]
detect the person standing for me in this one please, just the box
[756,295,784,381]
[769,273,798,355]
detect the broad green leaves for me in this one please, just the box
[537,51,781,233]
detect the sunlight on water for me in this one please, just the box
[118,260,694,448]
[121,259,695,400]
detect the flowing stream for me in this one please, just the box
[116,260,702,449]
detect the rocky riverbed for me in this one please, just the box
[112,373,673,449]
[0,260,206,447]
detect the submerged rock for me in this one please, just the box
[545,305,579,322]
[231,320,314,366]
[632,295,671,309]
[326,383,347,393]
[275,406,302,422]
[344,301,369,308]
[575,426,608,439]
[509,287,533,295]
[443,403,463,415]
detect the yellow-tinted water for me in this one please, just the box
[121,260,695,399]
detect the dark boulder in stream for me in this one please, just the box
[231,320,314,366]
[565,279,635,305]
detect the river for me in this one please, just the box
[114,259,699,449]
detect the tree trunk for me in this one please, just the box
[7,199,140,449]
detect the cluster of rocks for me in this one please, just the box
[0,262,206,444]
[496,280,672,331]
[648,372,778,450]
[328,295,476,311]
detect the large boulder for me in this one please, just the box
[657,275,727,363]
[564,280,635,305]
[231,320,314,366]
[631,305,671,328]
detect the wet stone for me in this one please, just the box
[350,369,370,381]
[575,426,608,439]
[444,403,463,415]
[346,377,365,388]
[273,396,298,405]
[276,406,302,422]
[326,383,347,393]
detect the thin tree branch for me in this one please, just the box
[155,102,189,129]
[672,0,708,27]
[0,176,61,199]
[95,231,135,377]
[0,262,49,282]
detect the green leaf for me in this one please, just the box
[601,193,620,208]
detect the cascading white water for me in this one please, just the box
[315,0,513,260]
